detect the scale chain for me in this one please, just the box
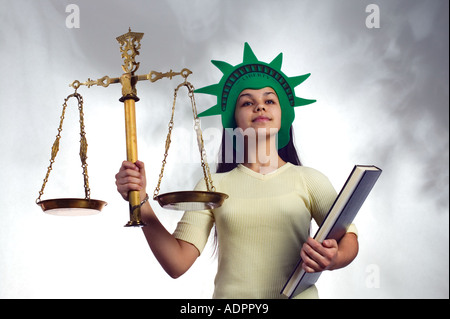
[153,81,216,199]
[36,91,91,203]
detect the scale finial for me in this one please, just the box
[116,29,144,74]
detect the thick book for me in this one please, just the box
[281,165,382,298]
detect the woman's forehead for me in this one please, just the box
[238,87,277,97]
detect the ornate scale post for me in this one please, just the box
[117,29,145,227]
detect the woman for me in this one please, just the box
[115,43,358,298]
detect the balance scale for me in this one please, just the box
[36,29,228,227]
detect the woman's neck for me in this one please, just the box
[242,136,286,174]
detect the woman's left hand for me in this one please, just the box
[300,237,339,273]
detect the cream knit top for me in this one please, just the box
[173,163,357,299]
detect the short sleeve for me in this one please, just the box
[301,167,338,227]
[172,178,215,255]
[346,223,358,236]
[301,167,358,238]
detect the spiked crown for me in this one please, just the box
[196,42,316,149]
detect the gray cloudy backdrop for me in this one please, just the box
[0,0,448,298]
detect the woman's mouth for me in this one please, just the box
[252,116,271,123]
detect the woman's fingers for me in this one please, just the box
[115,161,146,200]
[119,160,139,172]
[300,237,338,273]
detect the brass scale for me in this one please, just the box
[36,29,228,227]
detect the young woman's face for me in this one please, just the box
[234,87,282,134]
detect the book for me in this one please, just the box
[281,165,382,298]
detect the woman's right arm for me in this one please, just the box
[115,160,199,278]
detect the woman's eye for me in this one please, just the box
[242,101,252,107]
[266,100,275,104]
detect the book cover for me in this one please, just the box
[281,165,382,298]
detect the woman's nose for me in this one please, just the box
[255,103,265,112]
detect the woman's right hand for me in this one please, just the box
[115,160,147,201]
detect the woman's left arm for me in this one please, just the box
[300,232,359,273]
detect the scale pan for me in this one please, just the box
[37,198,107,216]
[155,191,228,211]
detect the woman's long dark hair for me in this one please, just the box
[215,126,302,173]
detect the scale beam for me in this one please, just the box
[70,69,193,90]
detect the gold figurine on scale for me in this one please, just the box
[36,28,228,227]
